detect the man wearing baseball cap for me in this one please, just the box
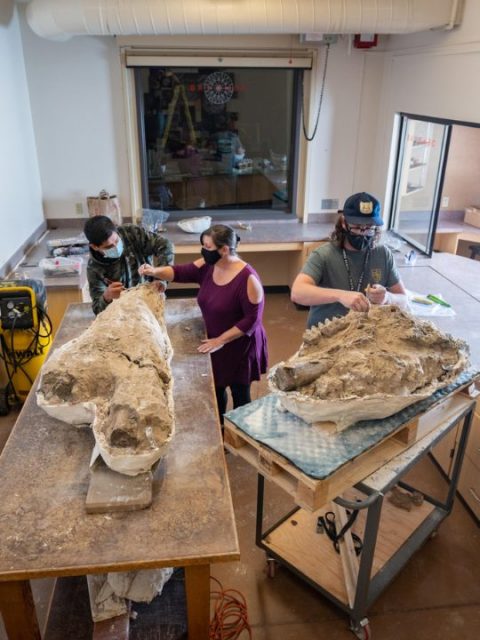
[291,192,407,328]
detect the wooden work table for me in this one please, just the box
[0,299,239,639]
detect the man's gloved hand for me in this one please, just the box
[366,284,389,305]
[338,290,370,312]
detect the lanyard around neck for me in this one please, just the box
[342,248,370,292]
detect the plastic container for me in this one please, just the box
[39,257,82,277]
[269,150,288,170]
[140,209,170,233]
[177,216,212,234]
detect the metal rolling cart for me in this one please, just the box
[224,371,478,639]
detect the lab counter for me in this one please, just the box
[163,218,332,290]
[13,229,89,335]
[11,220,332,330]
[162,218,332,249]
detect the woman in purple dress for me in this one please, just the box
[139,224,268,424]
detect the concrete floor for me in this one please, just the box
[0,293,479,639]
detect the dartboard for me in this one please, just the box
[204,72,234,105]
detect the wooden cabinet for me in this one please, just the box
[432,392,480,521]
[46,286,85,336]
[458,401,480,519]
[431,425,458,476]
[156,172,277,210]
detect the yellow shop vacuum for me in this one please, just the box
[0,279,53,414]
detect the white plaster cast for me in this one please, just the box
[86,568,173,622]
[37,285,174,475]
[269,306,469,430]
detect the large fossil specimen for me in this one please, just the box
[269,306,469,430]
[37,285,174,475]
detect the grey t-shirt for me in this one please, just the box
[302,242,401,328]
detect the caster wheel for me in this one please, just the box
[265,556,277,579]
[350,619,371,640]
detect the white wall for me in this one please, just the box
[0,1,44,271]
[14,0,480,228]
[304,41,384,214]
[17,22,384,220]
[442,125,480,211]
[18,6,130,220]
[373,0,480,215]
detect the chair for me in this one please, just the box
[469,244,480,260]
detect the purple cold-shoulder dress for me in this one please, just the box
[172,262,268,387]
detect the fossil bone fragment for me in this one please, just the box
[269,306,469,430]
[37,285,174,475]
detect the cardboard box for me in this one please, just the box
[464,207,480,228]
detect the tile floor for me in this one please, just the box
[0,293,479,639]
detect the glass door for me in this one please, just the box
[391,116,451,255]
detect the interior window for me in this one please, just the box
[135,66,300,219]
[389,115,450,255]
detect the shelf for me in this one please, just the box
[406,187,423,195]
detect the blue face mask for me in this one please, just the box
[103,237,124,259]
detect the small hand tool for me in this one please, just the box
[411,296,434,306]
[427,294,451,308]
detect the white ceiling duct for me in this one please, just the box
[26,0,462,41]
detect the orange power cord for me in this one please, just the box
[209,576,252,640]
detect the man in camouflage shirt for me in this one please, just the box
[84,216,174,315]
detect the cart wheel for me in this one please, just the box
[350,619,371,640]
[265,556,277,579]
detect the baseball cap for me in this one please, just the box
[342,192,383,226]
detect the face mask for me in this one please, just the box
[346,232,374,252]
[201,247,221,265]
[103,237,124,259]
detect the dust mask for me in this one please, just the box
[201,247,221,265]
[346,233,374,252]
[103,237,124,259]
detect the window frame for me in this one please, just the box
[123,50,312,222]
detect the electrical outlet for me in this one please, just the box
[321,198,339,210]
[75,202,84,215]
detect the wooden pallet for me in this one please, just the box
[224,383,477,511]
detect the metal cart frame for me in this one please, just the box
[254,397,475,639]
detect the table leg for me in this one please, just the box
[184,564,210,639]
[0,580,41,640]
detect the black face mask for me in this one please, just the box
[201,247,221,265]
[346,232,374,252]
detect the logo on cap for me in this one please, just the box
[359,201,373,215]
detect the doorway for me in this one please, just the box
[389,113,480,256]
